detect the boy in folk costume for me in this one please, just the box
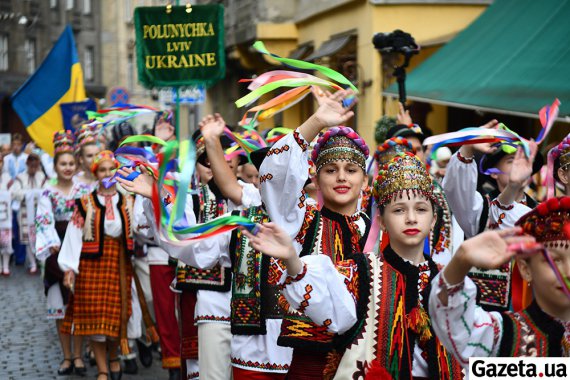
[0,154,13,275]
[429,198,570,365]
[11,150,46,273]
[58,151,136,380]
[35,130,91,376]
[245,152,463,379]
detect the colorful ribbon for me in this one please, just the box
[536,99,561,144]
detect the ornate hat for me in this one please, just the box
[372,151,435,208]
[386,123,425,143]
[53,130,75,155]
[90,150,118,174]
[374,136,415,167]
[549,134,570,182]
[311,126,369,173]
[516,196,570,247]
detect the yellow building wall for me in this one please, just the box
[288,1,487,146]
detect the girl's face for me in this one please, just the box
[241,163,259,189]
[80,144,101,172]
[55,153,76,181]
[196,162,213,185]
[518,246,570,314]
[316,161,367,215]
[379,193,435,248]
[95,160,116,182]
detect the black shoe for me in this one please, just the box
[136,339,153,368]
[123,358,138,374]
[169,368,181,380]
[109,358,122,380]
[57,358,73,375]
[72,357,87,376]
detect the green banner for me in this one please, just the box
[134,5,225,88]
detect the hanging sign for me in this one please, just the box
[134,4,225,88]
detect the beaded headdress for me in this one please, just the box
[90,150,118,174]
[374,137,415,167]
[372,151,435,208]
[53,130,75,155]
[311,126,369,173]
[516,196,570,248]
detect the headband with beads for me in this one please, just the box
[516,196,570,248]
[374,137,415,167]
[53,130,76,155]
[311,126,369,173]
[90,150,119,175]
[372,151,435,208]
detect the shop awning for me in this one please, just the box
[305,34,353,61]
[384,0,570,119]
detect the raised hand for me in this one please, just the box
[199,113,226,140]
[155,119,175,142]
[116,167,155,199]
[460,228,535,269]
[242,223,296,260]
[397,102,412,125]
[509,141,538,187]
[311,88,357,129]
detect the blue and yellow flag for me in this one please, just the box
[11,25,86,156]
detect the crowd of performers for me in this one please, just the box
[4,86,570,380]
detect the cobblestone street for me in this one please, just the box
[0,264,168,380]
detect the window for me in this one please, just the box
[66,0,73,10]
[124,0,132,23]
[50,0,58,8]
[0,34,8,71]
[25,39,36,74]
[84,46,94,81]
[83,0,91,14]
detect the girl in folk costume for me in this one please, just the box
[258,89,370,378]
[58,151,136,380]
[429,198,570,365]
[10,150,46,273]
[35,131,91,376]
[246,152,464,379]
[74,124,102,189]
[0,154,13,275]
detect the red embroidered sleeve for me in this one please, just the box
[335,259,359,303]
[70,207,85,228]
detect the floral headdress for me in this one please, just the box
[53,130,75,155]
[90,150,118,174]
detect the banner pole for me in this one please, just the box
[175,0,181,140]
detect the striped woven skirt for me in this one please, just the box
[61,237,133,339]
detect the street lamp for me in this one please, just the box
[372,30,419,107]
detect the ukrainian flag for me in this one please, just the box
[11,25,86,156]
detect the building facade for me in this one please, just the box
[0,0,104,139]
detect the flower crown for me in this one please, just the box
[90,150,118,174]
[516,196,570,247]
[311,126,369,173]
[53,130,75,155]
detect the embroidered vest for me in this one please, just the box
[499,301,570,357]
[333,250,463,380]
[175,182,232,292]
[76,191,134,258]
[229,205,283,335]
[470,191,537,312]
[278,206,370,349]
